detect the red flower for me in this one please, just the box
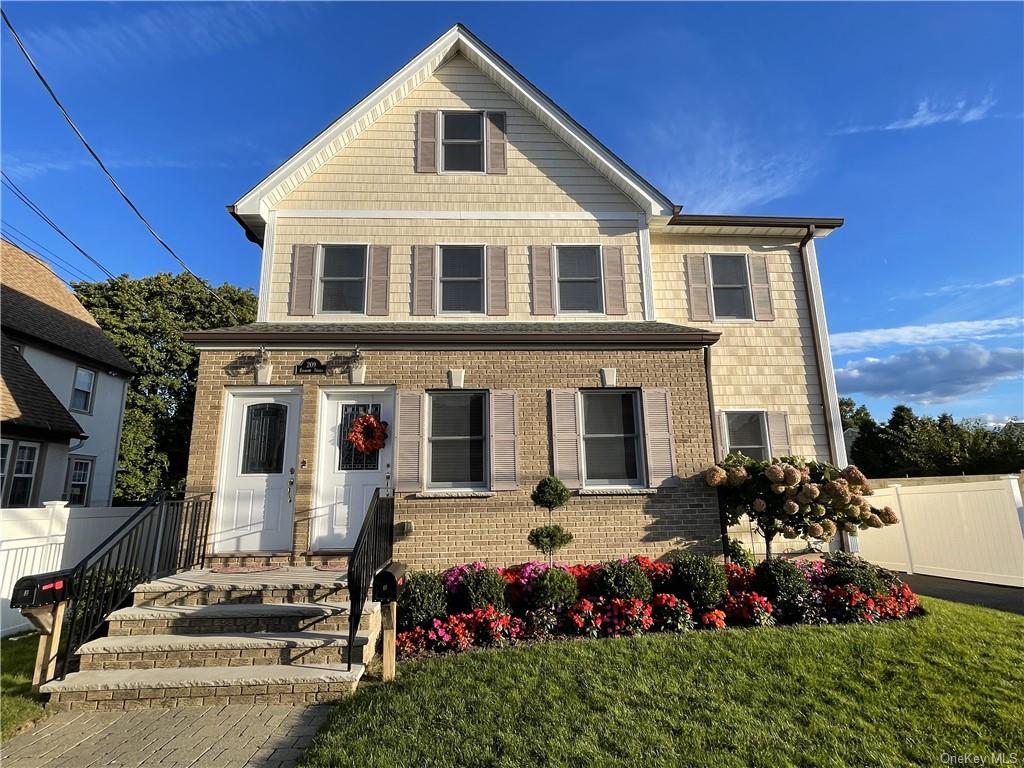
[724,563,754,592]
[700,609,727,630]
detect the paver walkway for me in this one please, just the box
[0,704,329,768]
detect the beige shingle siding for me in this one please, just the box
[268,217,644,322]
[651,235,829,460]
[274,55,640,214]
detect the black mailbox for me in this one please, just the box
[11,569,75,610]
[372,562,408,603]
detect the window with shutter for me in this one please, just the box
[556,246,604,313]
[710,254,753,320]
[319,245,367,313]
[441,111,485,172]
[723,411,770,459]
[439,246,485,313]
[427,391,488,488]
[580,390,644,487]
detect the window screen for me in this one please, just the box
[321,245,367,313]
[8,443,38,506]
[67,458,93,506]
[711,254,753,319]
[71,367,95,412]
[557,246,603,312]
[442,112,484,172]
[241,403,288,474]
[582,391,642,485]
[429,392,486,486]
[726,412,769,460]
[440,246,484,312]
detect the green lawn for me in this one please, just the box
[301,598,1024,768]
[1,633,46,741]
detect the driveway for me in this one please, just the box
[901,573,1023,615]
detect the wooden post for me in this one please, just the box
[45,600,67,683]
[381,601,397,682]
[26,600,66,692]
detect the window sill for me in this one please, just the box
[412,490,496,499]
[577,487,659,496]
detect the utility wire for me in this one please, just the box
[2,9,240,323]
[2,218,98,281]
[1,230,78,288]
[2,173,117,279]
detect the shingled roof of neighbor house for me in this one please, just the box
[1,333,86,440]
[185,321,720,348]
[0,240,134,375]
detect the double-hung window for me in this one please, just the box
[557,246,603,313]
[71,367,96,412]
[65,457,95,506]
[440,246,485,313]
[724,411,769,460]
[441,112,485,172]
[710,254,753,320]
[428,391,487,488]
[320,245,367,313]
[581,390,643,486]
[7,442,39,506]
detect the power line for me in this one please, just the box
[1,230,77,288]
[2,172,118,279]
[1,9,240,324]
[1,218,99,281]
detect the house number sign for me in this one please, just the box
[294,357,327,375]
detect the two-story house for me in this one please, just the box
[185,25,845,570]
[1,240,134,508]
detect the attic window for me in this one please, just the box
[442,112,484,172]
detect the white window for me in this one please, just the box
[65,457,95,506]
[439,246,485,313]
[724,411,770,460]
[441,112,485,172]
[556,246,604,313]
[7,442,39,506]
[71,367,96,412]
[710,254,753,320]
[0,440,10,493]
[427,391,487,488]
[581,390,644,486]
[320,245,367,313]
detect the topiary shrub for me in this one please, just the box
[726,537,756,570]
[397,571,448,631]
[451,567,509,613]
[595,560,653,602]
[752,558,810,623]
[529,567,579,611]
[662,551,728,613]
[531,476,572,514]
[528,524,574,560]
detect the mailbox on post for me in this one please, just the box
[372,562,408,604]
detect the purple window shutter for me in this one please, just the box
[686,254,713,322]
[394,391,424,492]
[415,111,437,174]
[288,244,316,316]
[486,112,507,175]
[411,245,436,316]
[549,389,582,489]
[602,245,627,315]
[530,246,556,315]
[749,254,775,321]
[642,388,677,487]
[767,412,791,458]
[486,246,509,316]
[366,245,391,316]
[489,390,518,490]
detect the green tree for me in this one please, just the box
[838,397,875,431]
[73,273,256,501]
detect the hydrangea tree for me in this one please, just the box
[704,454,899,560]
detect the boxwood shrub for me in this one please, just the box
[753,558,810,622]
[595,560,653,601]
[397,571,448,631]
[662,551,728,613]
[530,567,579,611]
[452,567,509,612]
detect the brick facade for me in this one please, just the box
[187,347,720,570]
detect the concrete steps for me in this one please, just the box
[132,568,349,607]
[42,662,365,710]
[106,601,380,636]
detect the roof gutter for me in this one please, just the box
[668,214,844,230]
[226,205,263,246]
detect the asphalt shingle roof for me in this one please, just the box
[1,334,85,440]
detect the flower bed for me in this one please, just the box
[395,551,921,658]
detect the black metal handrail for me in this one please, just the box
[10,491,214,681]
[346,486,395,670]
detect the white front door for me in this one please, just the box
[312,389,394,551]
[214,391,300,553]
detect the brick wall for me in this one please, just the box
[187,347,720,570]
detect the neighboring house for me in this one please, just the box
[185,25,846,569]
[1,240,133,507]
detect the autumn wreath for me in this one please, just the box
[346,413,389,453]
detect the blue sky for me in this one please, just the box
[2,2,1022,423]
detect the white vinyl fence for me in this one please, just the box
[0,502,137,637]
[729,476,1024,588]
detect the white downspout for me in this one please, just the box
[638,213,656,321]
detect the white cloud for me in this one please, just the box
[830,317,1024,355]
[835,344,1024,404]
[892,273,1024,300]
[835,94,997,135]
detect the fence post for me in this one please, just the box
[26,600,67,692]
[890,484,914,574]
[381,601,397,682]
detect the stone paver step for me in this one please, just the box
[106,601,380,636]
[41,662,365,710]
[77,628,379,669]
[132,566,348,607]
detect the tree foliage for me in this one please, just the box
[848,402,1024,478]
[73,273,256,501]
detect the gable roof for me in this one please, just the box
[1,333,86,441]
[1,240,135,375]
[230,24,674,241]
